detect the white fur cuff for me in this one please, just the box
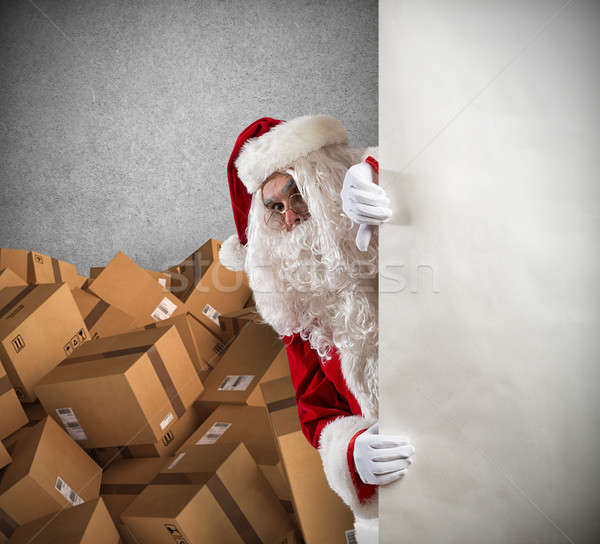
[219,234,246,271]
[235,115,349,194]
[318,415,378,520]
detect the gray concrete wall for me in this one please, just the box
[0,0,377,274]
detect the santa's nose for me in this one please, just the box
[284,209,302,231]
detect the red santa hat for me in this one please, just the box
[219,114,349,271]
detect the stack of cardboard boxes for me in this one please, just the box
[0,240,353,543]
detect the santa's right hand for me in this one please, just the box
[341,162,392,226]
[353,422,414,485]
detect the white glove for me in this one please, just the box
[353,422,414,485]
[341,162,392,251]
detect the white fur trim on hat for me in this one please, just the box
[235,114,348,194]
[219,234,246,271]
[318,415,378,520]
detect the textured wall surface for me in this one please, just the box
[0,0,377,274]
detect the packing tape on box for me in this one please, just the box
[193,251,202,286]
[265,397,297,413]
[51,257,62,282]
[84,300,110,330]
[143,319,207,380]
[0,284,36,319]
[0,508,17,539]
[206,474,263,544]
[62,343,186,419]
[146,345,185,418]
[148,472,263,544]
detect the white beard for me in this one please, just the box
[244,145,379,418]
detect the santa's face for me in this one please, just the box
[260,172,310,232]
[243,145,378,361]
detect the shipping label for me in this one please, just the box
[160,411,174,430]
[56,407,88,441]
[201,303,220,326]
[167,452,186,470]
[151,297,177,321]
[55,476,84,506]
[195,422,231,445]
[217,375,255,392]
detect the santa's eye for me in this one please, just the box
[272,203,284,212]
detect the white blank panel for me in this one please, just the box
[379,1,600,543]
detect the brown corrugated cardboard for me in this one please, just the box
[0,416,101,528]
[87,251,189,328]
[122,442,292,544]
[22,402,46,424]
[261,376,354,544]
[101,457,166,544]
[88,405,204,468]
[0,443,10,471]
[146,269,172,292]
[176,404,293,512]
[35,325,204,448]
[218,305,261,342]
[196,320,290,413]
[0,269,26,292]
[7,497,119,544]
[26,251,86,290]
[0,251,28,285]
[1,427,33,459]
[0,364,27,440]
[89,267,104,280]
[123,404,204,458]
[137,313,223,380]
[175,239,252,339]
[0,283,89,402]
[71,287,137,341]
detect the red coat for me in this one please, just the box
[282,332,377,503]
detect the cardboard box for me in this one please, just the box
[0,442,10,471]
[0,363,27,440]
[88,404,204,470]
[0,416,101,527]
[176,404,293,509]
[175,239,252,338]
[122,442,292,544]
[89,266,104,280]
[123,404,204,459]
[0,250,28,285]
[101,457,166,544]
[71,287,137,341]
[87,251,189,328]
[260,377,354,544]
[218,305,261,342]
[139,313,224,381]
[91,267,171,291]
[0,269,26,292]
[7,497,119,544]
[0,283,89,401]
[35,325,204,448]
[146,269,172,292]
[196,320,290,413]
[1,426,34,458]
[26,251,86,290]
[22,402,46,424]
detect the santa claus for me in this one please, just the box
[219,115,414,543]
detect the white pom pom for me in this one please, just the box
[219,234,246,271]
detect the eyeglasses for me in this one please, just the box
[264,192,310,230]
